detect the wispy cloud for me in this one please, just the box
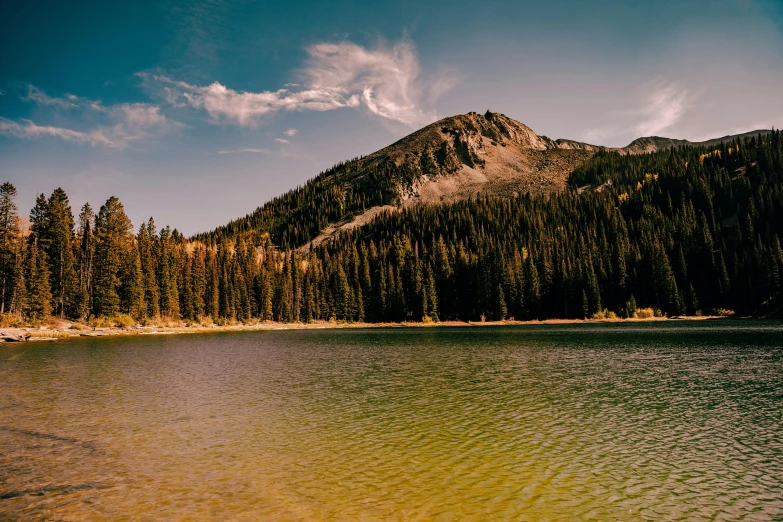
[302,38,439,125]
[215,148,272,154]
[579,81,693,145]
[141,37,452,127]
[0,117,114,146]
[3,86,179,148]
[140,74,357,126]
[634,83,690,136]
[283,128,298,136]
[109,103,168,127]
[24,85,102,111]
[275,138,289,144]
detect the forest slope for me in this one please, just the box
[197,111,770,251]
[1,128,780,327]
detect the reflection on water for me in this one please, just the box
[2,322,783,520]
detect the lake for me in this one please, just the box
[2,322,782,520]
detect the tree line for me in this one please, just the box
[1,130,781,325]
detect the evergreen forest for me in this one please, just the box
[1,130,782,326]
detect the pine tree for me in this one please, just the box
[23,236,53,320]
[625,294,637,318]
[0,182,21,315]
[205,246,220,320]
[43,188,79,318]
[586,261,602,316]
[157,226,180,319]
[190,247,207,319]
[138,219,160,318]
[772,236,783,299]
[121,243,144,319]
[92,197,133,317]
[495,284,507,320]
[524,254,541,319]
[425,265,438,321]
[76,203,94,320]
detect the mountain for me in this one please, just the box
[8,117,781,326]
[198,111,772,250]
[623,129,772,154]
[352,111,604,204]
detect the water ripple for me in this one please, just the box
[1,322,782,520]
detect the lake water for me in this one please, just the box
[2,322,783,520]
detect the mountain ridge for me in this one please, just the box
[196,111,772,249]
[623,129,772,154]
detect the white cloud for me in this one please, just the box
[634,83,690,136]
[302,39,437,126]
[142,73,355,126]
[0,117,114,146]
[6,86,179,148]
[424,70,460,105]
[577,81,693,145]
[581,128,610,144]
[216,148,271,154]
[110,103,168,127]
[141,37,451,127]
[25,85,102,111]
[275,138,289,144]
[283,128,298,136]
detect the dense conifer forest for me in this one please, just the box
[1,130,781,326]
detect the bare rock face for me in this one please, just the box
[352,111,606,203]
[623,136,692,155]
[0,328,29,342]
[330,111,772,207]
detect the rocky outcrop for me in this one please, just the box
[0,329,29,342]
[345,111,608,203]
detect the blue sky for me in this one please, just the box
[1,0,782,235]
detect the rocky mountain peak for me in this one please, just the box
[351,111,602,202]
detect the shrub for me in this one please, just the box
[89,314,137,328]
[45,317,70,329]
[113,314,136,328]
[0,313,22,328]
[591,309,618,320]
[634,307,655,319]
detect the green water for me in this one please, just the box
[2,322,782,520]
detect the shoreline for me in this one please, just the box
[1,314,762,343]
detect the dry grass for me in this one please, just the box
[11,314,743,344]
[28,331,73,338]
[89,314,137,328]
[633,308,658,319]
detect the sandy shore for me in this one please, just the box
[0,315,742,342]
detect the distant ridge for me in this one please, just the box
[623,129,772,154]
